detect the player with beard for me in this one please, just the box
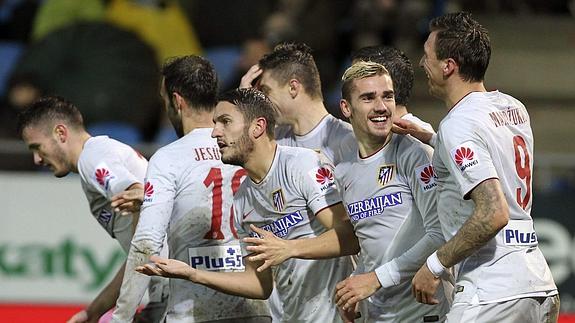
[18,96,168,323]
[110,56,270,323]
[136,88,358,323]
[403,12,558,322]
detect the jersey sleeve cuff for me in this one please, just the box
[374,259,400,289]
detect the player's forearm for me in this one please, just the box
[291,224,359,259]
[86,262,125,320]
[437,179,508,268]
[376,232,444,288]
[193,266,272,299]
[111,248,153,322]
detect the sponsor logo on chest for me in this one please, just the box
[250,211,304,238]
[346,192,403,222]
[503,220,538,246]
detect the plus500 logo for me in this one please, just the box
[190,254,244,272]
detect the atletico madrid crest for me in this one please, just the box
[377,165,394,187]
[272,189,285,211]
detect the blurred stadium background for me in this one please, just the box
[1,0,574,322]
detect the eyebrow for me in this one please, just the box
[358,91,376,99]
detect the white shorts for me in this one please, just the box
[446,295,560,323]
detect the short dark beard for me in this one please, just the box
[221,129,254,167]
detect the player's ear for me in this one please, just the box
[252,117,267,139]
[53,124,68,143]
[288,79,300,99]
[172,92,186,114]
[443,58,457,78]
[340,99,352,119]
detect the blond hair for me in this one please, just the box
[341,61,390,101]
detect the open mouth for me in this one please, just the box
[369,116,389,123]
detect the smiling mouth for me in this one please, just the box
[369,116,389,123]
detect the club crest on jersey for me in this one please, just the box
[308,166,336,194]
[143,181,154,203]
[346,192,403,222]
[272,189,285,211]
[416,164,437,191]
[451,142,479,172]
[377,165,394,187]
[97,209,113,226]
[95,167,115,191]
[249,211,304,238]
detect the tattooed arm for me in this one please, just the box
[437,178,509,267]
[411,178,509,304]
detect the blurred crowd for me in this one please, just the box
[0,0,573,146]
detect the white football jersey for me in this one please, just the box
[433,91,557,304]
[336,134,449,321]
[112,128,269,322]
[234,145,353,323]
[275,114,355,165]
[77,135,148,252]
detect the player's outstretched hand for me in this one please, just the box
[239,64,263,89]
[66,309,91,323]
[244,224,293,272]
[111,183,144,215]
[392,119,434,145]
[411,263,440,305]
[136,255,196,282]
[335,272,381,312]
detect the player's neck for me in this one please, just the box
[72,131,92,173]
[182,109,214,134]
[357,132,392,158]
[290,99,329,136]
[445,81,486,111]
[245,140,277,184]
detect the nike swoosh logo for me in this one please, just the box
[242,209,255,219]
[344,183,351,191]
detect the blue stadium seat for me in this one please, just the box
[0,41,24,96]
[203,46,242,89]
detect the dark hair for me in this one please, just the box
[162,55,218,111]
[352,46,413,106]
[429,12,491,82]
[17,96,84,135]
[258,42,323,100]
[218,88,277,138]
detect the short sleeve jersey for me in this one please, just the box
[275,114,355,165]
[234,145,353,323]
[433,91,556,303]
[336,134,448,320]
[77,136,147,252]
[112,129,269,322]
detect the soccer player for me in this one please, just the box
[240,41,356,321]
[136,88,357,323]
[351,45,435,133]
[110,56,270,322]
[243,61,450,322]
[409,12,559,321]
[240,42,355,166]
[17,96,167,323]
